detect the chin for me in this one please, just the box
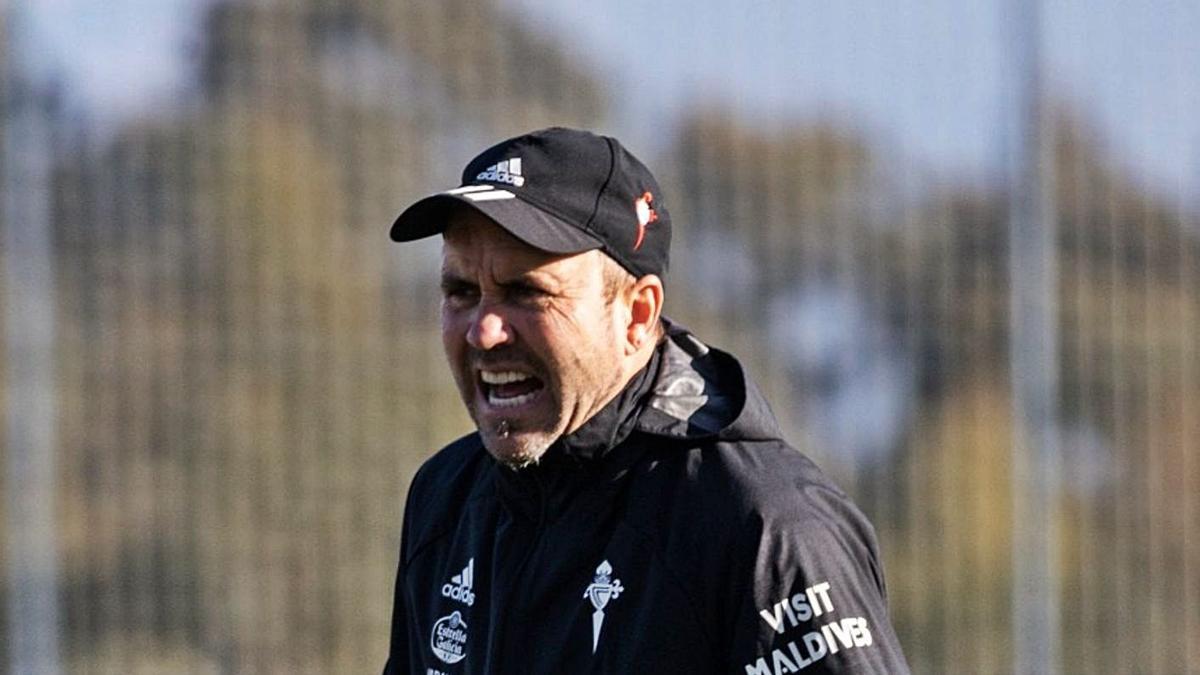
[480,430,554,470]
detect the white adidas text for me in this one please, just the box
[476,158,525,187]
[441,558,476,607]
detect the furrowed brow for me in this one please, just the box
[440,271,474,291]
[502,273,549,289]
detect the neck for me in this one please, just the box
[563,343,657,438]
[556,343,663,460]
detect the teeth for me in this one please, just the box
[488,390,537,408]
[480,370,531,385]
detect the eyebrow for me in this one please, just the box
[439,272,474,289]
[501,275,550,290]
[439,270,555,293]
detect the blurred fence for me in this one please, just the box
[2,1,1198,673]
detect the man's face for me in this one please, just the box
[440,209,629,468]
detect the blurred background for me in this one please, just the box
[2,0,1198,673]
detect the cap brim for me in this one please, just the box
[390,186,603,255]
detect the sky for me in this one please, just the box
[501,0,1200,199]
[14,0,1200,202]
[15,0,207,123]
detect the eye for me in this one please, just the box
[441,281,479,307]
[506,282,549,303]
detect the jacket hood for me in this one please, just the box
[634,320,784,443]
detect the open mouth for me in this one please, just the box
[479,370,546,408]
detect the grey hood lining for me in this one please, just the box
[638,322,745,438]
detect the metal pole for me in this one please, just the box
[1006,0,1061,672]
[3,2,64,672]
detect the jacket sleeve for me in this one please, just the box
[726,482,910,674]
[382,468,423,675]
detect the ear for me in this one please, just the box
[624,274,664,355]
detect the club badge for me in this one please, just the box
[633,192,658,250]
[583,560,623,653]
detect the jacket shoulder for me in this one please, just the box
[721,440,867,528]
[410,432,486,487]
[401,433,490,561]
[709,439,884,579]
[673,438,856,522]
[646,437,887,596]
[626,436,879,585]
[682,440,908,672]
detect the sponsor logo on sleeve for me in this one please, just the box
[743,581,876,675]
[430,610,469,665]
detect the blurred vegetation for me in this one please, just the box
[1,0,1197,673]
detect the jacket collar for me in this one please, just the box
[556,343,662,461]
[553,317,781,457]
[490,319,782,519]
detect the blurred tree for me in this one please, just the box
[0,9,10,668]
[662,110,893,468]
[662,103,1200,673]
[46,0,613,672]
[198,0,607,139]
[671,109,879,295]
[893,377,1015,673]
[895,104,1200,673]
[905,104,1200,432]
[21,0,1199,670]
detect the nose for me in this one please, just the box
[466,307,513,351]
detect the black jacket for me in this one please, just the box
[384,323,910,674]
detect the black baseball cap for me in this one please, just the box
[390,127,670,279]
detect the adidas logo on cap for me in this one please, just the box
[441,558,476,606]
[391,127,671,279]
[476,158,525,187]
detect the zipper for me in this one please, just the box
[486,466,547,673]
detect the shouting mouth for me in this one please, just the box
[479,369,546,409]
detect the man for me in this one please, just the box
[384,127,910,674]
